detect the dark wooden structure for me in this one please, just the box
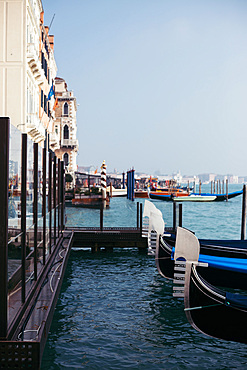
[0,117,147,369]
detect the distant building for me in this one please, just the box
[54,77,79,178]
[198,173,216,183]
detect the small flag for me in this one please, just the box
[48,82,55,100]
[94,168,98,174]
[53,97,58,110]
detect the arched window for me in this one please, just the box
[63,102,68,116]
[63,124,69,139]
[64,153,69,166]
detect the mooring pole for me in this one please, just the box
[140,202,143,235]
[100,203,103,231]
[179,204,182,227]
[137,202,139,229]
[241,184,246,240]
[226,179,228,201]
[173,202,177,231]
[0,118,9,338]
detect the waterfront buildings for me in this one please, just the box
[54,77,79,181]
[0,0,79,177]
[0,0,58,145]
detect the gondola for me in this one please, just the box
[184,261,247,344]
[150,190,242,202]
[156,228,247,289]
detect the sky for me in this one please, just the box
[42,0,247,176]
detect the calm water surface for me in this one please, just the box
[42,185,247,369]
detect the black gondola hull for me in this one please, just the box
[185,265,247,344]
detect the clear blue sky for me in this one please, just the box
[43,0,247,176]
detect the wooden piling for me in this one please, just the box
[199,180,201,195]
[140,202,143,235]
[173,202,177,231]
[137,202,139,229]
[110,182,113,197]
[241,184,246,240]
[100,203,103,231]
[179,204,182,227]
[226,179,228,201]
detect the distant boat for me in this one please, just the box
[106,186,127,197]
[134,189,149,198]
[149,187,190,201]
[150,190,243,202]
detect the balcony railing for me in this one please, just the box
[61,138,78,148]
[27,44,46,86]
[26,113,46,143]
[49,131,60,150]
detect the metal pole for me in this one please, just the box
[48,152,52,252]
[42,147,46,265]
[58,158,61,235]
[21,134,27,303]
[53,156,57,246]
[61,161,65,230]
[0,117,9,338]
[241,184,246,240]
[33,143,38,279]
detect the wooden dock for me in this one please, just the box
[68,227,147,250]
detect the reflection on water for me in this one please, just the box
[42,185,247,369]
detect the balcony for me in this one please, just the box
[61,138,78,149]
[49,131,60,151]
[27,43,46,86]
[26,113,46,143]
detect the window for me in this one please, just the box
[63,102,69,116]
[64,153,69,166]
[63,125,69,140]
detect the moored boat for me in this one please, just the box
[151,190,243,202]
[156,228,247,289]
[184,261,247,344]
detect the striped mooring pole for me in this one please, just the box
[101,160,107,207]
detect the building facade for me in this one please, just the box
[54,77,79,176]
[0,0,57,145]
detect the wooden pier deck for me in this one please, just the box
[67,227,147,250]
